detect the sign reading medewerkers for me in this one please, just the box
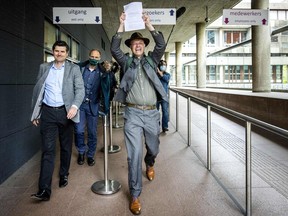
[53,7,102,24]
[223,9,269,26]
[143,8,176,25]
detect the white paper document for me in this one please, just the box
[124,2,145,32]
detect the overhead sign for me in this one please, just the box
[53,7,102,24]
[143,8,176,25]
[223,9,269,26]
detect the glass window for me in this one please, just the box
[44,52,54,63]
[278,11,286,20]
[243,65,250,82]
[60,32,70,46]
[101,38,105,51]
[270,11,277,20]
[207,65,216,82]
[71,39,79,60]
[224,31,247,45]
[236,65,241,81]
[44,20,57,50]
[282,30,288,36]
[207,30,215,45]
[282,42,288,48]
[241,31,247,41]
[271,36,278,42]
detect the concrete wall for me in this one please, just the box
[175,88,288,130]
[0,0,111,184]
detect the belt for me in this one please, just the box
[126,103,156,110]
[43,103,65,109]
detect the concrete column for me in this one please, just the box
[185,66,189,85]
[196,22,206,88]
[175,42,183,87]
[188,66,192,85]
[252,0,271,92]
[164,51,170,73]
[219,65,224,84]
[164,52,170,62]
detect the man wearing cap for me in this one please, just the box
[111,12,167,215]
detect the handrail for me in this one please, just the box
[169,87,288,216]
[172,89,288,139]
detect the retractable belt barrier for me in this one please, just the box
[91,113,121,195]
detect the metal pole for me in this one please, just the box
[91,114,121,195]
[187,97,191,146]
[207,105,211,171]
[108,104,121,153]
[176,92,179,131]
[168,89,170,123]
[113,101,122,128]
[118,102,124,115]
[245,121,252,216]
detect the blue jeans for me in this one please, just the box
[74,102,99,158]
[156,100,169,130]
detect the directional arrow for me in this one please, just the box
[262,19,267,25]
[224,17,229,24]
[95,16,100,23]
[169,9,175,16]
[55,16,60,23]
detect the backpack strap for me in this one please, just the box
[124,56,133,72]
[145,55,156,71]
[124,54,156,72]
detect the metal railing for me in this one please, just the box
[170,88,288,216]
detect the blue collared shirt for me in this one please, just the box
[42,63,65,107]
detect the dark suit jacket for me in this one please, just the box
[31,60,85,123]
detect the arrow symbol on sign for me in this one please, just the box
[262,19,267,25]
[224,18,229,24]
[169,9,175,16]
[55,16,60,23]
[95,16,100,23]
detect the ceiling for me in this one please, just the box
[92,0,242,53]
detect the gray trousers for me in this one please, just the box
[124,107,160,198]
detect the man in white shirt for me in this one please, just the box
[30,40,85,201]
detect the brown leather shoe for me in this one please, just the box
[130,197,141,215]
[146,166,155,181]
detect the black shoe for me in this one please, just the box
[77,153,84,165]
[31,190,50,201]
[87,157,95,166]
[59,175,68,188]
[163,128,169,132]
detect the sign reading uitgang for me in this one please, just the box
[53,7,102,24]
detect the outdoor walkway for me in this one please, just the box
[0,93,288,216]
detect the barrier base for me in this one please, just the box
[101,145,121,154]
[91,180,121,195]
[113,124,123,128]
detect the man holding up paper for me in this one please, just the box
[111,7,167,215]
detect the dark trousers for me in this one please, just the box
[39,105,73,195]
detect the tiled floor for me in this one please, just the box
[0,96,288,216]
